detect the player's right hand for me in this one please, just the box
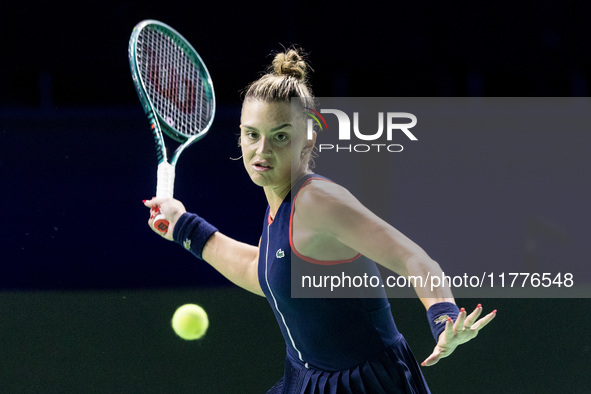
[143,198,187,241]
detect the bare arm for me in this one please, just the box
[294,181,453,309]
[202,232,263,296]
[144,198,263,296]
[295,180,497,366]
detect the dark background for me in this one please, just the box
[1,0,590,393]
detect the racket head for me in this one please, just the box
[129,20,216,147]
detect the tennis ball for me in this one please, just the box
[171,304,209,340]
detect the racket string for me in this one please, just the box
[136,26,213,138]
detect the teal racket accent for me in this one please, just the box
[129,19,215,166]
[129,20,216,231]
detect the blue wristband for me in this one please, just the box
[426,302,460,342]
[173,212,218,260]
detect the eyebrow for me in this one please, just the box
[241,123,292,132]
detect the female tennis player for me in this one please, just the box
[144,49,496,393]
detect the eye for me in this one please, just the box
[245,130,258,140]
[275,133,288,142]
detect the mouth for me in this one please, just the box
[252,160,273,172]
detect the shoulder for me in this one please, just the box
[294,178,362,230]
[296,178,354,207]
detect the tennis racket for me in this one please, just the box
[128,20,215,233]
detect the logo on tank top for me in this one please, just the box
[276,249,285,258]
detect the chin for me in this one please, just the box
[248,171,271,187]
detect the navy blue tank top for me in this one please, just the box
[258,174,401,371]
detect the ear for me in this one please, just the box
[302,131,317,155]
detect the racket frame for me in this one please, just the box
[128,19,215,200]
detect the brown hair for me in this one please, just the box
[243,48,315,108]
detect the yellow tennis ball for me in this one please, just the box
[171,304,209,340]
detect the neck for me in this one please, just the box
[264,184,290,219]
[264,170,312,218]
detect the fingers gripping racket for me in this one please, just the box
[129,20,215,233]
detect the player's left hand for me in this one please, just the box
[421,305,497,367]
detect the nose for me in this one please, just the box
[256,135,272,156]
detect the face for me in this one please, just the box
[240,100,312,192]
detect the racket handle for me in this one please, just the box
[154,162,176,233]
[153,213,169,233]
[156,162,175,198]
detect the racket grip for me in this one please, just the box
[153,213,169,233]
[156,161,175,198]
[154,162,175,233]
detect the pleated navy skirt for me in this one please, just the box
[267,333,431,394]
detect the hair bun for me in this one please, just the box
[272,49,307,81]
